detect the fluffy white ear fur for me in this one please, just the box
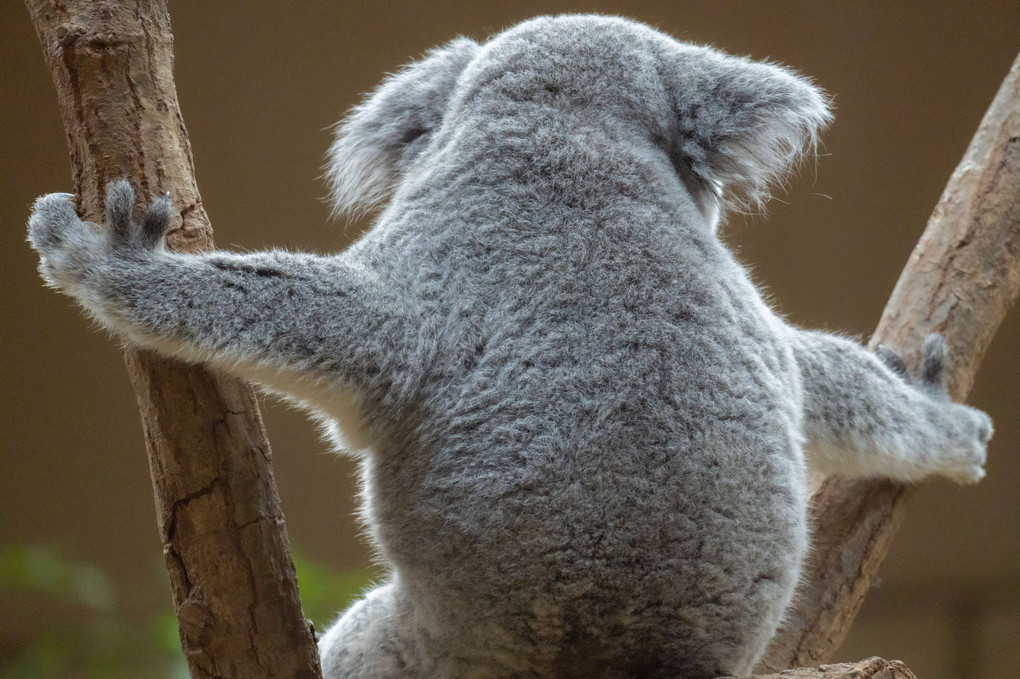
[664,44,832,213]
[325,37,480,219]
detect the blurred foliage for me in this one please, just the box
[291,553,377,631]
[0,543,374,678]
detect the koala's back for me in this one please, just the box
[348,190,808,676]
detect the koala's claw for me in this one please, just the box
[104,179,175,250]
[140,192,176,249]
[877,333,949,396]
[106,178,136,246]
[920,334,946,391]
[875,345,908,377]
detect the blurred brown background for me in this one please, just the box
[1,2,1017,677]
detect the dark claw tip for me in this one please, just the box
[140,192,177,247]
[105,179,137,243]
[921,333,947,387]
[876,345,908,377]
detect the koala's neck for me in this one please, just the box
[397,113,702,240]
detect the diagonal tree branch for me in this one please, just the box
[758,51,1020,672]
[25,2,323,677]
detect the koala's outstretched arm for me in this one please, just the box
[792,330,992,484]
[28,181,404,389]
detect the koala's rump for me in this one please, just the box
[366,307,807,675]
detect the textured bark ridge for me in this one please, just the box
[726,657,917,679]
[25,2,323,677]
[759,52,1020,672]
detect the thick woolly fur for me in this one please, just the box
[29,15,991,679]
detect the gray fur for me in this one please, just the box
[28,15,990,679]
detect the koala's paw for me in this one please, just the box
[946,401,987,481]
[105,179,176,251]
[28,191,98,290]
[28,180,175,292]
[940,402,992,484]
[878,334,992,484]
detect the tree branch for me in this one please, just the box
[25,2,322,676]
[727,657,916,679]
[759,52,1020,671]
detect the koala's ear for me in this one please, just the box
[662,45,832,213]
[325,37,480,218]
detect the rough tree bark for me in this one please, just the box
[26,2,323,677]
[758,52,1020,672]
[727,657,917,679]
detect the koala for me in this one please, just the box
[28,15,991,679]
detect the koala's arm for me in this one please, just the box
[28,181,404,388]
[791,329,992,484]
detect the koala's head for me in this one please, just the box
[326,15,831,220]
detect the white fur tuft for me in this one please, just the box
[694,84,832,214]
[324,112,398,221]
[324,37,480,221]
[669,46,834,216]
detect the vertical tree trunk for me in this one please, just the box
[758,52,1020,672]
[25,2,323,677]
